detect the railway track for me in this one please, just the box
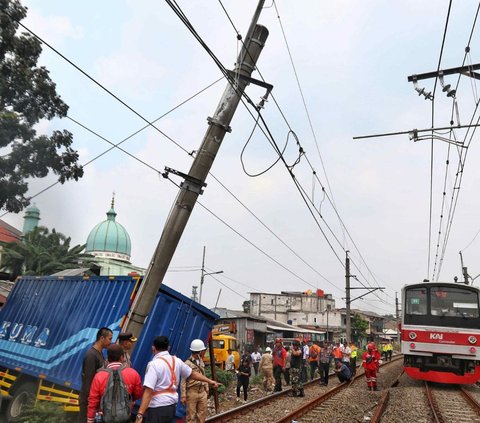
[424,382,480,423]
[206,355,403,423]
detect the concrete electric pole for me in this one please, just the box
[345,250,385,343]
[124,2,270,338]
[345,251,352,344]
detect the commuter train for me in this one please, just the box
[401,281,480,384]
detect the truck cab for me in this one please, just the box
[211,334,240,370]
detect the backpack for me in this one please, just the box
[100,366,131,423]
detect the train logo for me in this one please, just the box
[468,336,477,344]
[408,331,417,340]
[430,333,443,340]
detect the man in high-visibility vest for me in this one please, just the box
[385,342,393,361]
[349,342,358,375]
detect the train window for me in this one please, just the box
[405,288,427,315]
[430,287,479,318]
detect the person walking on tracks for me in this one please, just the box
[251,348,262,376]
[136,336,220,423]
[79,327,113,422]
[308,341,320,381]
[362,342,379,391]
[180,339,209,423]
[289,340,304,397]
[87,344,143,423]
[272,338,287,392]
[235,357,251,403]
[319,341,333,386]
[259,347,274,392]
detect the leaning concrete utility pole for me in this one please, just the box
[124,4,269,337]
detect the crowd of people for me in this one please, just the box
[79,328,220,423]
[226,338,392,397]
[79,329,393,423]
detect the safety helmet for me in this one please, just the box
[190,339,206,352]
[265,347,272,352]
[367,342,375,351]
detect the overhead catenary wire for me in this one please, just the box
[0,9,341,293]
[178,0,396,304]
[216,1,391,297]
[431,2,480,281]
[5,1,392,304]
[427,0,453,279]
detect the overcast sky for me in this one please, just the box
[3,0,480,314]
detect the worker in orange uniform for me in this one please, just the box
[362,342,379,391]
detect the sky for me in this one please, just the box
[3,0,480,315]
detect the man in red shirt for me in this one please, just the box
[272,338,287,392]
[87,344,143,422]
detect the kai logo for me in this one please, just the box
[430,333,443,340]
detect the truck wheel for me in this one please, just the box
[6,382,36,422]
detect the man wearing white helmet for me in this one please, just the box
[258,346,274,392]
[181,339,208,423]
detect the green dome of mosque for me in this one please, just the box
[85,199,131,262]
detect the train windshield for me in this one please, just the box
[405,287,427,315]
[430,287,479,318]
[404,284,480,327]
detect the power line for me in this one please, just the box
[427,0,453,278]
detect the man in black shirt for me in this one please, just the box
[78,327,113,422]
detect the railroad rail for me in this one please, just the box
[273,356,403,423]
[424,382,480,423]
[206,355,403,423]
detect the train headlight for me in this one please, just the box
[410,342,416,349]
[470,347,476,354]
[409,332,417,340]
[468,336,477,344]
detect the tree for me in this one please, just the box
[242,300,251,314]
[351,313,369,343]
[1,226,93,278]
[0,0,83,213]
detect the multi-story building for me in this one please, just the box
[249,290,336,324]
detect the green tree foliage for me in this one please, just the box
[1,226,93,278]
[0,0,83,213]
[242,300,251,314]
[351,313,369,341]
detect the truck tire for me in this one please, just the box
[6,382,36,422]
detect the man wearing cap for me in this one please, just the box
[181,339,208,423]
[258,347,273,391]
[118,332,137,367]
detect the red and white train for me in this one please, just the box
[401,281,480,384]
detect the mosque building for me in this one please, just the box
[85,197,146,276]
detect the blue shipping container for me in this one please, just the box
[0,276,218,392]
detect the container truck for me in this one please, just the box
[0,275,218,421]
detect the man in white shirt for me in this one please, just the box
[136,336,220,423]
[301,341,309,382]
[225,349,235,372]
[251,348,262,375]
